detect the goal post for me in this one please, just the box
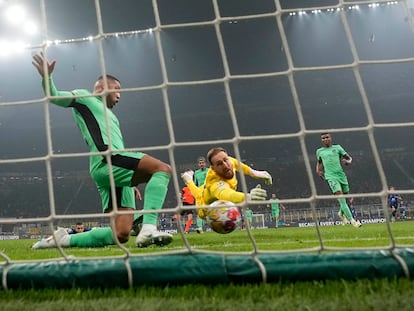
[252,213,266,229]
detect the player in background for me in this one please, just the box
[348,197,357,220]
[180,185,196,233]
[269,193,286,228]
[243,207,253,229]
[388,186,403,222]
[181,147,272,220]
[194,156,208,186]
[67,222,91,234]
[159,213,168,230]
[194,156,207,233]
[31,52,173,249]
[181,170,204,217]
[316,133,361,228]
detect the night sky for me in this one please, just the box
[0,0,414,217]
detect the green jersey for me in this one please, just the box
[194,168,207,186]
[316,144,347,180]
[270,198,281,216]
[43,77,144,211]
[245,209,253,222]
[44,77,125,173]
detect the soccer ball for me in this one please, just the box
[206,200,241,234]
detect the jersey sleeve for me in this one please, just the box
[186,181,204,206]
[337,145,347,157]
[316,149,321,161]
[42,76,76,108]
[209,180,245,203]
[230,157,251,175]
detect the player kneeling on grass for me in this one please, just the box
[31,52,172,249]
[181,147,271,223]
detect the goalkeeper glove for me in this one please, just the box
[250,169,273,185]
[249,184,267,200]
[181,170,194,184]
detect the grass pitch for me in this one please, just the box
[2,221,413,260]
[1,222,413,310]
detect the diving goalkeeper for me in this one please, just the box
[181,147,272,219]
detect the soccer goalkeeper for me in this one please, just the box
[181,147,272,219]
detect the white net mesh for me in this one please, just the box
[1,0,414,288]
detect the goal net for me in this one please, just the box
[1,0,414,289]
[252,214,266,229]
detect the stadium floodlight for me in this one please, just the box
[5,4,27,26]
[12,40,26,52]
[0,40,25,57]
[0,40,26,57]
[0,40,8,57]
[23,20,38,36]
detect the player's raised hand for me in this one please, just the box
[249,184,267,200]
[32,52,56,77]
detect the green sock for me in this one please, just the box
[196,218,203,228]
[69,227,115,247]
[143,172,170,225]
[338,198,352,220]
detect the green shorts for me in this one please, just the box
[91,152,145,212]
[327,176,349,194]
[272,208,280,217]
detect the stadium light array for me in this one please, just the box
[0,2,40,57]
[22,21,38,36]
[0,0,403,57]
[5,4,26,25]
[0,40,27,57]
[288,1,399,17]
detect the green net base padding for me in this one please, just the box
[2,248,414,289]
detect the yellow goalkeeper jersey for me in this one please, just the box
[203,156,252,205]
[185,181,208,219]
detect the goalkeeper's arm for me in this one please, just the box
[213,185,267,203]
[185,180,203,205]
[215,188,245,204]
[181,172,208,219]
[249,169,273,185]
[230,157,272,185]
